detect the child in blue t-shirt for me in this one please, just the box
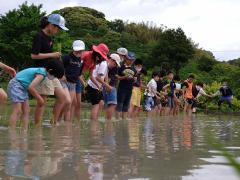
[116,52,136,119]
[7,60,64,130]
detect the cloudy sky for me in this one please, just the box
[0,0,240,61]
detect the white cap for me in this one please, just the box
[72,40,85,51]
[117,47,128,56]
[110,53,121,67]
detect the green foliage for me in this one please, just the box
[151,28,195,74]
[0,2,45,68]
[1,2,240,110]
[198,82,240,111]
[197,56,217,72]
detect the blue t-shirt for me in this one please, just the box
[16,68,46,88]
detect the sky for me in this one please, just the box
[0,0,240,61]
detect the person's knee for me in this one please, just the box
[0,89,7,103]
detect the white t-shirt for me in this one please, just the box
[196,86,207,98]
[175,83,181,90]
[87,61,108,89]
[144,79,157,97]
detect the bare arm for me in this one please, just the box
[96,74,112,91]
[31,52,61,60]
[79,75,87,87]
[28,75,44,106]
[0,62,16,77]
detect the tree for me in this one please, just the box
[0,2,45,68]
[151,28,194,74]
[197,56,217,72]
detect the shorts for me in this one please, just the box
[60,81,76,92]
[36,77,62,96]
[7,78,28,103]
[168,96,175,108]
[143,95,155,111]
[116,88,132,112]
[86,85,103,105]
[103,87,117,106]
[220,96,232,102]
[192,99,198,109]
[130,86,142,107]
[185,98,194,105]
[76,79,83,94]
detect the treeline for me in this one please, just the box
[1,2,240,102]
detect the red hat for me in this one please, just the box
[92,43,109,61]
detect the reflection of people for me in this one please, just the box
[212,82,233,110]
[143,119,155,153]
[182,115,192,150]
[128,119,140,150]
[103,120,116,147]
[5,129,39,179]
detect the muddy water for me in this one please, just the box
[0,114,239,180]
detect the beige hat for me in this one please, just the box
[110,53,121,67]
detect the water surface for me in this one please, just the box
[0,113,239,180]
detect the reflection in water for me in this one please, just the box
[0,114,239,179]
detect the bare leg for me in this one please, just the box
[53,87,67,124]
[9,103,21,128]
[0,88,7,106]
[106,104,116,121]
[62,88,72,122]
[34,95,47,126]
[21,100,30,131]
[128,104,134,118]
[91,104,100,121]
[74,93,81,121]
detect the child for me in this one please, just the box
[86,44,110,121]
[192,82,212,113]
[173,75,182,115]
[102,54,121,121]
[31,14,69,125]
[117,47,128,63]
[7,60,64,130]
[182,74,195,115]
[212,82,233,110]
[0,62,16,105]
[128,59,144,117]
[143,72,161,116]
[156,71,167,115]
[61,40,85,122]
[116,52,136,119]
[163,71,177,115]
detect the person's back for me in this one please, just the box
[16,68,46,88]
[220,86,233,97]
